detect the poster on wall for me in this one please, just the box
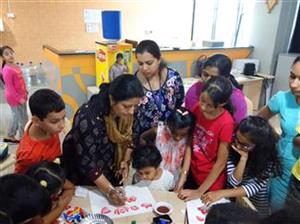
[83,9,101,33]
[85,23,99,33]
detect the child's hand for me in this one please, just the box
[58,194,72,208]
[19,98,26,104]
[231,144,249,160]
[174,176,187,193]
[177,189,201,201]
[201,191,223,205]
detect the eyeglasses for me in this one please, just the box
[233,136,255,152]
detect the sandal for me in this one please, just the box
[3,138,20,144]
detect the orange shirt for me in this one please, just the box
[15,126,61,173]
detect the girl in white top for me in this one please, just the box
[140,107,195,191]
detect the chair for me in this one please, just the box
[244,95,253,116]
[236,196,257,211]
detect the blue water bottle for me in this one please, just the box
[101,10,121,41]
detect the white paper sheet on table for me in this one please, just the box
[186,198,229,224]
[89,186,156,219]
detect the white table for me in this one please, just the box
[0,153,16,176]
[71,189,186,224]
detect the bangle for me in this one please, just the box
[182,170,188,175]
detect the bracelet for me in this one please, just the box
[182,170,188,175]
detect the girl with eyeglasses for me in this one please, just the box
[201,116,281,216]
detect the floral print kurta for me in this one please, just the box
[133,68,184,143]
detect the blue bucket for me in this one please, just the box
[101,10,121,40]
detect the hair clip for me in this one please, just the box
[40,180,48,188]
[53,158,60,165]
[176,109,189,116]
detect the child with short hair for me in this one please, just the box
[0,174,52,224]
[140,107,194,191]
[26,161,75,224]
[178,76,235,201]
[132,145,175,191]
[15,89,66,173]
[205,202,260,224]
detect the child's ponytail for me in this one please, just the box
[167,106,195,136]
[26,161,65,196]
[201,76,235,115]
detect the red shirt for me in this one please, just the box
[15,125,61,173]
[191,103,234,191]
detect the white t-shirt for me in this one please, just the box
[134,169,175,191]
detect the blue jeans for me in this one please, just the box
[8,103,28,138]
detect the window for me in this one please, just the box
[192,0,255,47]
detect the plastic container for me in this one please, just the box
[101,10,121,41]
[28,61,38,86]
[20,63,31,87]
[37,62,48,86]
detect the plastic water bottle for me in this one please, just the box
[28,61,38,86]
[20,63,31,87]
[37,62,48,86]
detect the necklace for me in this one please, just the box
[145,73,164,111]
[146,73,162,92]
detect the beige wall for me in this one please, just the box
[0,0,192,63]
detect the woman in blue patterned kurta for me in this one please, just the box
[133,40,184,143]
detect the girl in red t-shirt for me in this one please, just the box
[178,76,234,201]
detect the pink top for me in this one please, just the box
[185,81,247,124]
[2,64,27,107]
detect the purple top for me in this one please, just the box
[185,81,247,124]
